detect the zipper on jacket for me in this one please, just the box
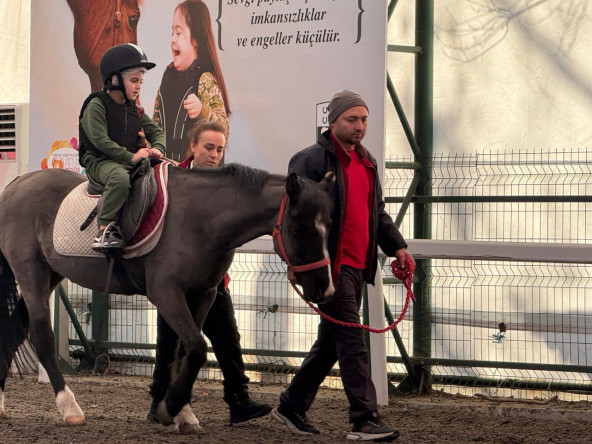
[123,103,128,148]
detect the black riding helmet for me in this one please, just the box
[100,43,156,94]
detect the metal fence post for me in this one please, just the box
[91,290,110,357]
[412,0,434,392]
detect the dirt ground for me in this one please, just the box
[1,375,591,444]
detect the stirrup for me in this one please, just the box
[92,222,125,254]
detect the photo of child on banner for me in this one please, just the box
[153,0,230,163]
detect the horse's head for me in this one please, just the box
[67,0,142,91]
[274,172,335,304]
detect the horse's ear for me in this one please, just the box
[286,172,301,202]
[321,172,335,193]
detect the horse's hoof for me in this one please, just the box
[177,422,202,435]
[156,401,174,426]
[174,404,201,435]
[64,415,85,426]
[56,386,85,426]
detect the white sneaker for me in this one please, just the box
[91,223,124,251]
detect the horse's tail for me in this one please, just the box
[0,249,34,377]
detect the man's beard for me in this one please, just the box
[346,132,364,145]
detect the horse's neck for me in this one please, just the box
[168,169,285,251]
[221,183,285,250]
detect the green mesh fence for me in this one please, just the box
[60,148,592,399]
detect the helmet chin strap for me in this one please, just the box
[104,72,134,103]
[104,72,125,93]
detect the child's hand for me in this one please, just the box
[149,148,163,159]
[137,129,151,149]
[184,93,203,119]
[131,147,151,163]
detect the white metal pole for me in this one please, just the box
[367,267,388,405]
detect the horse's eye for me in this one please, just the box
[293,225,305,236]
[129,16,139,29]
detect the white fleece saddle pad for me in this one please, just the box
[53,163,169,259]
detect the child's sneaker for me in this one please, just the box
[92,223,124,252]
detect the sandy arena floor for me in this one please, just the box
[1,375,591,443]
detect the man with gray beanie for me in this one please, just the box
[272,90,414,442]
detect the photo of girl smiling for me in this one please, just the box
[153,0,230,163]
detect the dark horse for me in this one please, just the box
[67,0,143,91]
[0,164,334,433]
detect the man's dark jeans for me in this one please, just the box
[279,265,377,423]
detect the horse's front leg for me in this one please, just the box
[151,288,215,434]
[147,312,178,424]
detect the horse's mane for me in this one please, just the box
[187,163,285,194]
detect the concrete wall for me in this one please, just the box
[387,1,592,157]
[0,0,29,104]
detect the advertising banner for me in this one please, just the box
[30,0,387,175]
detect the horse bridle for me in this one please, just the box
[112,0,123,43]
[272,194,331,284]
[274,194,415,332]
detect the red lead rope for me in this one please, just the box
[291,258,416,333]
[273,194,415,333]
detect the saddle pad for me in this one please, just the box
[53,162,170,259]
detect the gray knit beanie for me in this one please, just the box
[327,90,368,123]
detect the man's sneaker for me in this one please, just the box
[92,223,124,252]
[347,415,400,441]
[228,393,272,424]
[271,405,320,435]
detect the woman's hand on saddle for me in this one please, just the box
[184,93,203,119]
[131,147,151,163]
